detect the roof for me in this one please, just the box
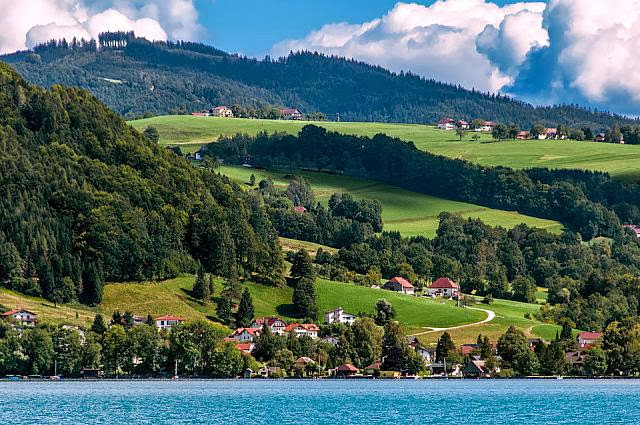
[235,343,254,352]
[517,131,530,136]
[280,108,299,115]
[1,309,36,316]
[233,327,262,336]
[438,117,455,124]
[386,276,414,289]
[578,332,603,340]
[293,206,307,213]
[253,317,285,327]
[294,356,315,364]
[155,315,185,321]
[284,323,320,333]
[337,363,359,372]
[483,121,497,126]
[213,106,229,110]
[464,360,487,373]
[461,344,479,355]
[365,360,382,370]
[457,120,469,125]
[428,277,460,289]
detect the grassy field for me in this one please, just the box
[130,115,640,181]
[219,165,563,238]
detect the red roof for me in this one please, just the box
[337,363,359,372]
[253,317,285,327]
[213,106,229,110]
[1,309,36,316]
[293,206,307,213]
[579,332,603,340]
[429,278,460,289]
[365,360,382,370]
[280,108,299,115]
[386,277,414,289]
[235,343,254,352]
[285,323,319,333]
[233,327,261,336]
[438,117,455,124]
[460,344,479,355]
[155,315,185,321]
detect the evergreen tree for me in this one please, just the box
[111,311,123,326]
[143,126,160,143]
[216,296,232,325]
[236,288,254,328]
[375,299,396,326]
[381,321,408,371]
[123,311,135,330]
[91,314,107,335]
[192,267,206,301]
[145,314,155,326]
[560,320,574,341]
[292,277,318,321]
[290,249,316,282]
[435,332,456,363]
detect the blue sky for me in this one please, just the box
[196,0,545,55]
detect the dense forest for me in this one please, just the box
[1,33,636,128]
[0,62,286,306]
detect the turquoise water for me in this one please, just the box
[1,379,638,424]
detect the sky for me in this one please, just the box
[2,0,640,116]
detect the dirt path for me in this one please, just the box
[410,307,496,336]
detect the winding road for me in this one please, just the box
[411,306,496,336]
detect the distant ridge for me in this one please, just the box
[1,32,635,128]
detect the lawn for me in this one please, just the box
[219,165,563,238]
[130,115,640,181]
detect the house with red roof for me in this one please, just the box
[235,342,255,354]
[251,317,287,335]
[426,277,460,298]
[280,108,303,120]
[516,131,530,140]
[335,363,359,377]
[383,277,414,295]
[293,206,307,214]
[457,120,469,129]
[285,323,319,339]
[211,106,233,118]
[0,309,37,326]
[231,327,263,343]
[578,332,603,348]
[154,315,185,330]
[437,117,456,130]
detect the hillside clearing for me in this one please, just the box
[130,115,640,181]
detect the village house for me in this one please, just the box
[429,362,462,377]
[285,323,320,339]
[0,309,37,326]
[364,360,382,377]
[211,106,234,118]
[476,121,497,132]
[408,336,433,363]
[578,331,603,348]
[383,276,414,295]
[623,224,640,238]
[324,307,357,325]
[516,131,530,140]
[460,343,480,356]
[293,206,307,214]
[231,327,262,343]
[294,356,316,366]
[235,342,255,354]
[437,117,456,130]
[426,277,460,298]
[154,315,185,330]
[191,110,211,117]
[132,315,146,326]
[595,133,606,142]
[280,108,303,120]
[565,351,587,371]
[335,363,359,377]
[463,359,498,378]
[251,317,287,335]
[457,120,469,130]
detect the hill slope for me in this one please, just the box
[2,35,635,128]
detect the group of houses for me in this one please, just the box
[191,106,303,120]
[228,317,321,354]
[380,276,460,299]
[437,118,496,132]
[515,128,567,140]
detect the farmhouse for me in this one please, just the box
[476,121,497,132]
[324,307,357,325]
[516,131,530,140]
[154,315,185,330]
[595,133,606,142]
[335,363,359,377]
[280,108,303,120]
[251,317,287,335]
[437,117,456,130]
[426,277,460,298]
[285,323,319,339]
[191,110,210,117]
[211,106,234,117]
[231,327,262,343]
[457,120,469,129]
[578,331,603,348]
[383,276,414,295]
[0,309,37,326]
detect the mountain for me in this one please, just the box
[0,61,285,306]
[1,33,635,128]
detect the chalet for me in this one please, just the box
[463,359,497,378]
[231,327,262,343]
[578,331,603,348]
[235,342,255,354]
[154,315,185,330]
[476,121,497,132]
[457,120,469,130]
[280,108,303,120]
[0,309,37,326]
[426,277,460,298]
[565,351,586,369]
[335,363,359,377]
[516,131,530,140]
[437,118,456,130]
[294,356,316,366]
[251,317,287,335]
[324,307,357,325]
[211,106,233,118]
[624,224,640,238]
[383,276,414,295]
[293,206,307,214]
[284,323,319,339]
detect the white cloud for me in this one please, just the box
[0,0,202,54]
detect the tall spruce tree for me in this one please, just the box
[236,288,254,328]
[216,296,232,325]
[290,249,316,282]
[91,314,107,335]
[292,277,318,321]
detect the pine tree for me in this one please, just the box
[111,311,122,326]
[236,288,254,328]
[216,296,232,325]
[192,267,206,300]
[123,311,134,330]
[91,314,107,335]
[436,332,456,363]
[292,277,318,321]
[290,249,316,282]
[145,314,154,326]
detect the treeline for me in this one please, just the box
[0,63,285,306]
[3,33,637,127]
[207,125,639,239]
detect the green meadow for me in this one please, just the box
[219,165,563,238]
[130,115,640,181]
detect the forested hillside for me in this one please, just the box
[1,33,635,128]
[0,62,285,306]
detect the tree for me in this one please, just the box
[498,326,539,375]
[91,314,107,335]
[192,267,208,302]
[290,249,316,282]
[103,325,128,375]
[381,321,408,371]
[512,275,537,303]
[350,317,383,368]
[143,126,160,143]
[539,340,566,376]
[145,314,155,326]
[123,311,135,330]
[211,343,245,377]
[292,277,318,321]
[435,332,456,363]
[127,324,163,375]
[559,319,575,341]
[52,327,83,376]
[216,295,233,325]
[492,124,509,141]
[286,176,315,209]
[22,328,54,375]
[249,174,256,186]
[375,299,396,326]
[236,288,255,328]
[584,348,607,376]
[531,123,546,138]
[455,128,466,141]
[253,326,285,362]
[111,311,123,326]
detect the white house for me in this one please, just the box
[285,323,319,339]
[0,309,37,326]
[280,108,303,120]
[383,277,415,295]
[324,307,356,325]
[437,118,456,130]
[211,106,234,118]
[457,120,469,130]
[426,277,460,298]
[154,315,185,330]
[476,121,497,132]
[231,327,262,343]
[250,317,287,335]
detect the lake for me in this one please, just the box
[0,379,638,424]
